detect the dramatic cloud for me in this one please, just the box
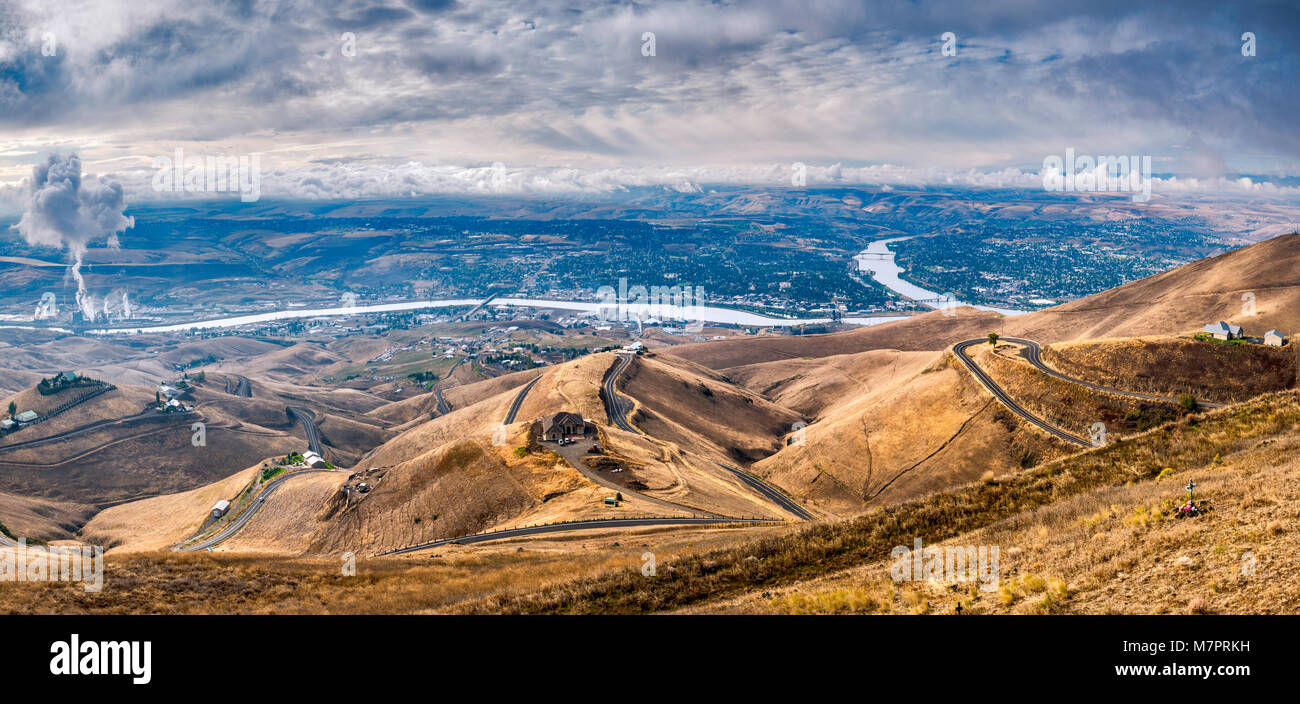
[0,0,1298,199]
[12,153,134,320]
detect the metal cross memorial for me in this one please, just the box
[1185,479,1197,500]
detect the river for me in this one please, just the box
[854,237,1025,317]
[3,238,1018,335]
[64,297,909,335]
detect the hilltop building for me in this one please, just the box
[210,500,231,519]
[1202,321,1243,340]
[1264,329,1286,347]
[302,450,328,468]
[541,411,585,441]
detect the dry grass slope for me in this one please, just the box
[451,391,1300,614]
[1042,336,1297,404]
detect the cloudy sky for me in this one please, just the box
[1,0,1298,203]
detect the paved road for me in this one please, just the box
[0,411,186,454]
[378,517,776,556]
[603,353,639,433]
[225,374,251,397]
[597,353,810,519]
[177,469,344,551]
[435,388,451,415]
[715,462,815,520]
[503,375,541,424]
[286,406,324,455]
[471,356,502,378]
[1004,337,1226,410]
[953,339,1093,447]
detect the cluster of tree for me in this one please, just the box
[36,372,102,395]
[175,354,219,371]
[407,370,439,383]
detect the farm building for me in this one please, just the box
[1264,329,1286,346]
[210,500,231,519]
[1202,321,1243,340]
[302,450,329,468]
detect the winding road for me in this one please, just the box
[715,462,815,520]
[503,375,541,424]
[435,388,451,415]
[1005,337,1226,409]
[177,468,344,551]
[597,353,813,520]
[603,352,639,433]
[953,339,1093,447]
[286,406,324,455]
[225,374,251,397]
[0,410,185,454]
[954,337,1227,448]
[378,516,776,556]
[472,356,502,378]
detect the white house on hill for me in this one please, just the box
[302,450,328,468]
[1264,329,1286,347]
[1203,321,1243,340]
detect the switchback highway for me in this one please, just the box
[177,468,345,551]
[286,406,324,455]
[603,353,639,433]
[1004,337,1226,409]
[953,339,1093,447]
[598,353,811,520]
[715,462,815,520]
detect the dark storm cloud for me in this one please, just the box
[406,0,459,15]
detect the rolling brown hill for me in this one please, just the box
[748,351,1070,515]
[0,490,96,542]
[669,232,1300,371]
[33,233,1300,558]
[1005,231,1300,343]
[1041,336,1297,404]
[669,308,1004,369]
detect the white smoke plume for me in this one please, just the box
[11,154,134,322]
